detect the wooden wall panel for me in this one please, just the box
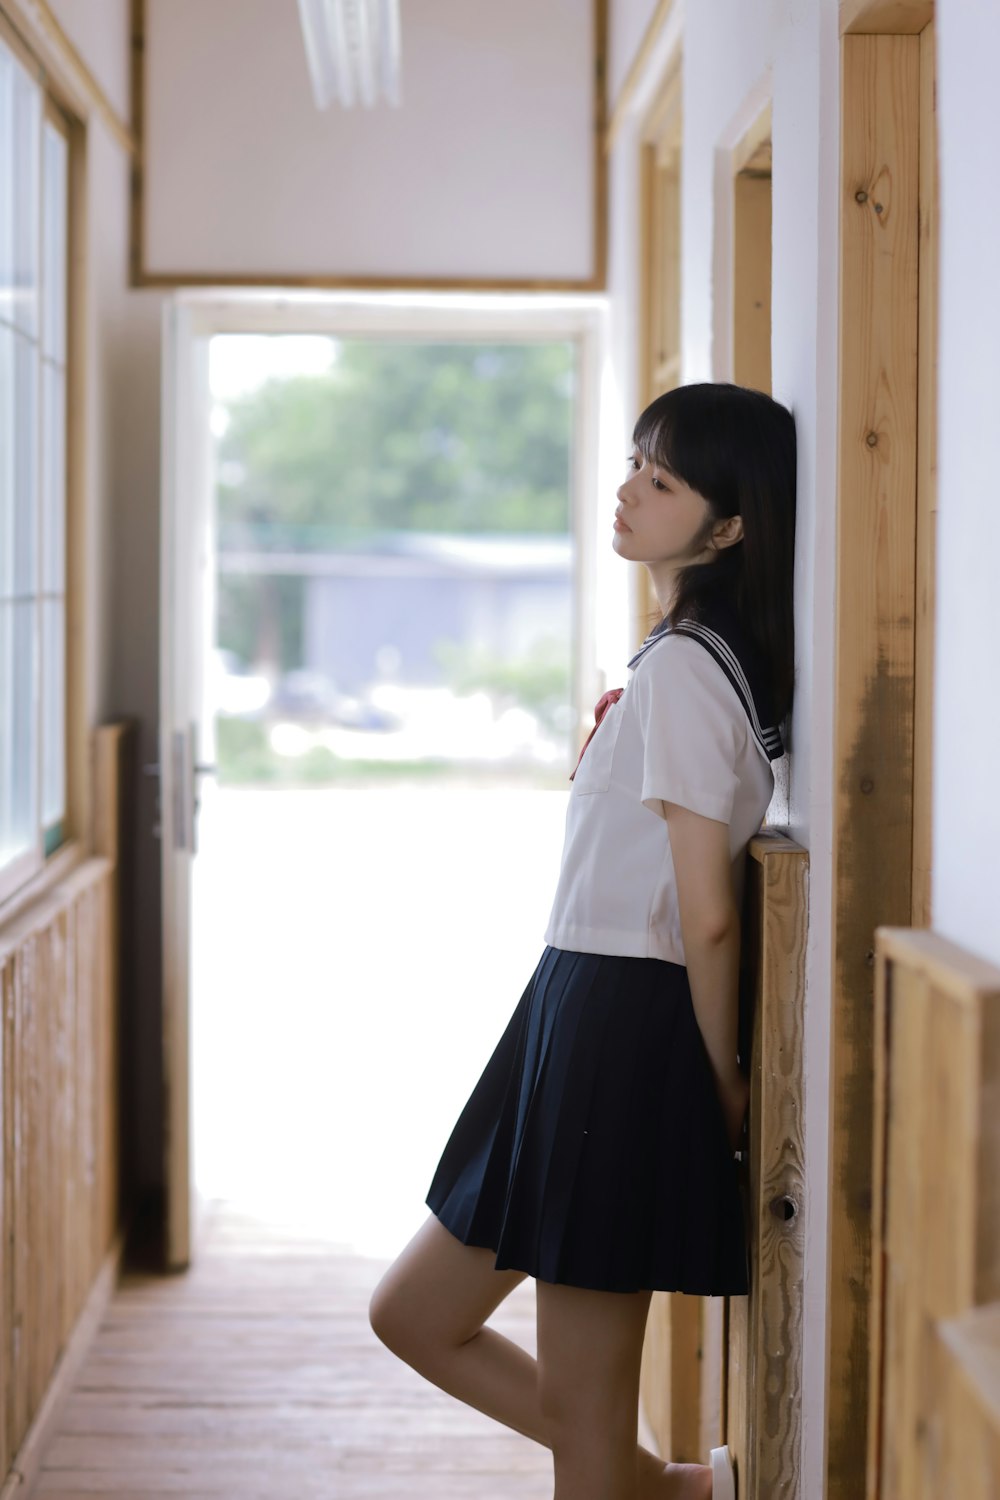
[0,723,132,1487]
[927,1303,1000,1500]
[868,927,1000,1500]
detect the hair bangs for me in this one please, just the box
[631,389,722,500]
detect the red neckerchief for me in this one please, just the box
[568,688,623,781]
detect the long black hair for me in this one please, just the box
[632,382,796,728]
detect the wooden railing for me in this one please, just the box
[640,829,808,1495]
[0,721,134,1487]
[867,926,1000,1500]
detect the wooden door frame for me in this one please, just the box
[828,2,936,1495]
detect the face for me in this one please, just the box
[613,449,739,567]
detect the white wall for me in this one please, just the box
[603,2,841,1491]
[932,2,1000,966]
[143,0,595,282]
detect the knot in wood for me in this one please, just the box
[769,1195,797,1223]
[855,189,868,204]
[865,431,879,447]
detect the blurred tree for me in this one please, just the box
[215,340,574,547]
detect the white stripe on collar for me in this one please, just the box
[628,620,784,761]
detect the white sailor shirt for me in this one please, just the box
[542,631,777,966]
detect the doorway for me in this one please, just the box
[161,295,605,1267]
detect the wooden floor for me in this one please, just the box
[29,1200,554,1499]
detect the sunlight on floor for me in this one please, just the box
[191,782,568,1261]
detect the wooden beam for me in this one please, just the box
[732,103,772,178]
[840,0,934,34]
[911,18,938,926]
[829,31,920,1500]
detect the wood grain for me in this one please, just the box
[1,726,133,1492]
[829,31,920,1499]
[840,0,934,35]
[910,19,938,928]
[726,833,808,1500]
[22,1201,553,1499]
[867,928,1000,1500]
[732,171,772,396]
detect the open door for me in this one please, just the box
[159,295,214,1270]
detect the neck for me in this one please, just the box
[645,562,682,618]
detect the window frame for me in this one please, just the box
[0,12,78,910]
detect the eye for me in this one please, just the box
[625,453,640,471]
[651,476,669,492]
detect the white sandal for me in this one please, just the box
[710,1444,736,1500]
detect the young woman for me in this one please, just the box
[368,382,796,1500]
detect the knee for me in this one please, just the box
[367,1273,438,1369]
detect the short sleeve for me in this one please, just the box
[630,634,745,824]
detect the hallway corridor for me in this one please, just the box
[28,1201,551,1499]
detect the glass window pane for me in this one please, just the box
[0,48,39,338]
[42,360,64,594]
[0,322,11,600]
[15,332,37,596]
[0,47,12,328]
[0,597,38,869]
[41,595,63,825]
[42,121,66,364]
[0,324,38,601]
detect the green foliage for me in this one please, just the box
[213,714,568,788]
[434,638,572,740]
[215,340,574,543]
[214,715,440,785]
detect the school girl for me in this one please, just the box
[368,381,796,1500]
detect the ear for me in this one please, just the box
[714,514,744,549]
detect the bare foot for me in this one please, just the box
[662,1462,713,1499]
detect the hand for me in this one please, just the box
[717,1071,750,1155]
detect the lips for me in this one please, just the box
[613,512,632,533]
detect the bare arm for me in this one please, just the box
[662,800,749,1151]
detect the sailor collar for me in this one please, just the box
[627,602,785,763]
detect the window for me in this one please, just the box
[0,33,69,897]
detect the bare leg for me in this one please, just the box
[368,1214,712,1499]
[536,1275,653,1500]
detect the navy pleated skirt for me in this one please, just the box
[424,945,749,1296]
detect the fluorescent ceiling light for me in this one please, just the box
[297,0,401,109]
